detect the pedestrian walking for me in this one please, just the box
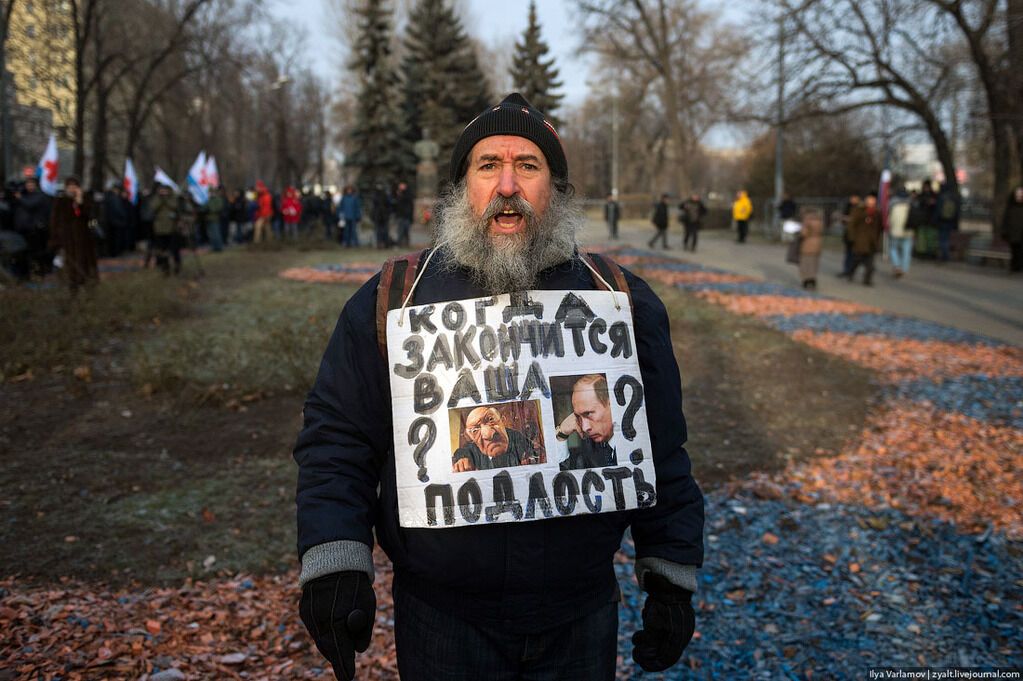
[679,193,707,252]
[887,187,913,278]
[253,181,273,243]
[838,194,861,276]
[1001,186,1023,273]
[605,193,620,240]
[648,193,670,249]
[394,182,414,247]
[732,189,752,243]
[48,176,98,292]
[934,182,960,262]
[798,208,824,289]
[846,192,881,286]
[338,185,362,247]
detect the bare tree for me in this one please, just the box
[773,0,963,192]
[574,0,747,193]
[922,0,1023,214]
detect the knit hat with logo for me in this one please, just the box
[449,92,567,186]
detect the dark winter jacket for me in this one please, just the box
[14,189,52,234]
[1002,200,1023,244]
[605,200,620,224]
[395,190,414,221]
[848,205,881,255]
[679,199,707,228]
[651,200,669,229]
[339,193,362,222]
[294,249,704,633]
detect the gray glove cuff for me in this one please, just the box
[635,557,698,593]
[299,540,374,588]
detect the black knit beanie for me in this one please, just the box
[450,92,567,184]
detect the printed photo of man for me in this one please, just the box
[554,374,620,470]
[452,405,540,472]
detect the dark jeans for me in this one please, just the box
[842,240,853,274]
[394,581,618,681]
[684,224,699,251]
[938,223,953,261]
[375,219,391,248]
[848,252,874,284]
[648,226,668,249]
[736,220,749,243]
[607,219,618,240]
[397,217,412,247]
[342,219,360,247]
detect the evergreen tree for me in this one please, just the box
[401,0,492,185]
[509,1,564,129]
[347,0,409,190]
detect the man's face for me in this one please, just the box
[865,196,877,209]
[158,185,171,197]
[24,179,37,194]
[465,407,510,458]
[571,386,614,443]
[465,135,552,240]
[65,182,81,199]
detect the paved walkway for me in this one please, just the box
[579,219,1023,347]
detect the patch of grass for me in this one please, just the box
[2,444,297,585]
[0,271,189,380]
[130,249,376,399]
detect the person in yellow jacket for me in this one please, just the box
[732,190,753,243]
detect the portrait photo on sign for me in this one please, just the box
[551,373,621,471]
[448,401,546,473]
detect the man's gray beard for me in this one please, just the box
[433,180,582,294]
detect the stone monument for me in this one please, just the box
[414,130,440,226]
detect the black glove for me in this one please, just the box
[631,573,696,673]
[299,571,376,681]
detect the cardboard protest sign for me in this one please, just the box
[387,289,656,529]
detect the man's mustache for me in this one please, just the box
[480,195,536,225]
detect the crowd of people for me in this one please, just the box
[0,175,421,288]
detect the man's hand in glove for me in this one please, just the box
[299,571,376,680]
[631,572,696,672]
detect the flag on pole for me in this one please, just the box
[153,166,180,193]
[204,155,219,189]
[123,158,139,204]
[878,168,892,232]
[187,151,209,205]
[36,134,59,196]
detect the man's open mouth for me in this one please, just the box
[493,209,523,230]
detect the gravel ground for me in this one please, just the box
[614,494,1023,680]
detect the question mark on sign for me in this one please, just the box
[408,417,436,482]
[614,375,644,441]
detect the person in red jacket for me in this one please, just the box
[282,186,302,239]
[254,181,274,243]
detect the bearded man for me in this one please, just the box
[295,93,704,681]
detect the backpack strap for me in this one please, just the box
[376,249,428,359]
[580,251,633,309]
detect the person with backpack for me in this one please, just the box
[295,93,704,681]
[679,193,707,252]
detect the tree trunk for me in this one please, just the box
[921,106,958,195]
[89,16,106,191]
